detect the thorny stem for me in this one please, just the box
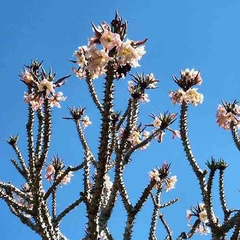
[104,227,114,240]
[180,102,220,233]
[35,109,44,159]
[230,125,240,151]
[117,98,132,130]
[86,74,103,114]
[159,213,173,240]
[0,188,32,214]
[149,187,162,240]
[160,198,179,208]
[87,63,115,239]
[75,119,96,167]
[52,175,57,220]
[123,213,136,240]
[179,102,203,177]
[11,143,29,179]
[219,169,229,222]
[26,99,35,178]
[83,152,91,205]
[134,181,155,213]
[54,196,83,224]
[230,225,240,240]
[11,159,26,179]
[118,169,132,212]
[130,99,139,127]
[207,169,217,226]
[40,99,52,168]
[99,180,119,233]
[123,181,156,240]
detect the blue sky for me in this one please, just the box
[1,0,240,239]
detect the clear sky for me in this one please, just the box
[1,1,240,239]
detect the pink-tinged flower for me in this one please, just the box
[216,104,240,130]
[197,225,210,235]
[149,169,161,182]
[49,92,66,108]
[73,46,89,67]
[143,131,150,139]
[87,46,112,79]
[72,67,86,79]
[164,175,177,192]
[172,130,181,139]
[82,116,92,127]
[181,68,202,85]
[127,129,142,145]
[45,165,55,181]
[169,89,186,105]
[60,171,73,185]
[100,30,122,51]
[127,81,135,94]
[117,39,146,68]
[20,69,34,84]
[24,93,44,111]
[38,79,55,97]
[147,74,158,89]
[169,88,203,106]
[199,209,208,224]
[139,93,150,103]
[88,22,110,46]
[185,88,204,106]
[186,210,192,221]
[153,117,162,128]
[140,130,151,150]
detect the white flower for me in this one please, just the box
[38,79,55,97]
[82,116,92,128]
[165,175,177,192]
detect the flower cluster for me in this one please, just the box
[21,61,68,111]
[169,68,204,106]
[169,88,203,106]
[126,127,150,150]
[45,156,73,186]
[82,115,92,128]
[72,13,147,80]
[216,101,240,130]
[149,163,177,191]
[186,203,210,235]
[128,73,158,103]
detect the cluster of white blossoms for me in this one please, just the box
[21,69,67,111]
[169,68,204,106]
[72,22,146,80]
[169,88,203,106]
[45,165,73,185]
[126,128,150,150]
[186,203,210,235]
[216,104,240,130]
[149,168,177,192]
